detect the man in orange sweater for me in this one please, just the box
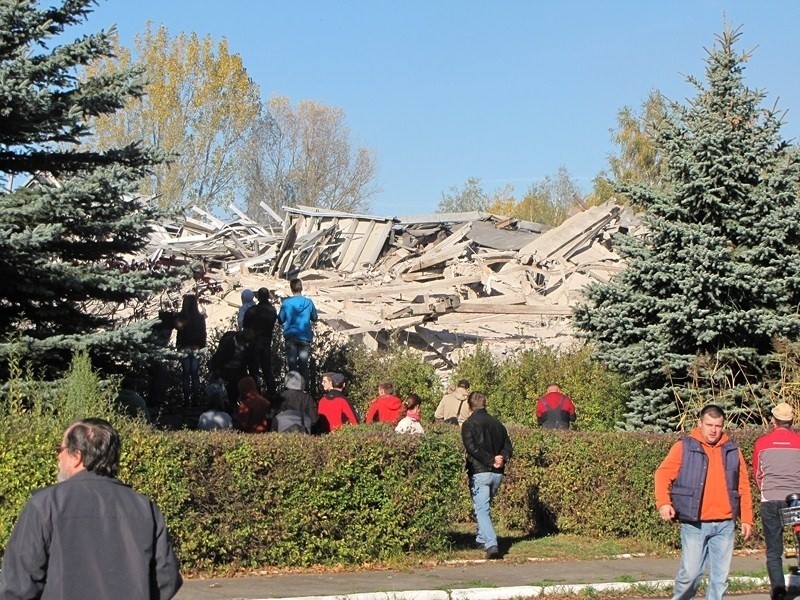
[654,404,753,600]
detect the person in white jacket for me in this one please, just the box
[395,394,425,435]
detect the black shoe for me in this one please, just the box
[475,541,485,550]
[771,587,786,600]
[485,546,500,560]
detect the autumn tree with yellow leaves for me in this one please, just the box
[84,24,261,210]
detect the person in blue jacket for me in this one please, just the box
[278,278,318,383]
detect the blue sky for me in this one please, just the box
[82,0,800,217]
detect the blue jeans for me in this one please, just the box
[761,501,787,594]
[285,336,311,383]
[469,472,504,549]
[672,520,735,600]
[180,351,201,405]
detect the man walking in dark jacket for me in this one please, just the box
[0,418,182,600]
[461,392,513,560]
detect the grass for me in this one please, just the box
[445,524,674,563]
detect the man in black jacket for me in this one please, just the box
[0,418,182,600]
[461,392,513,560]
[243,287,278,397]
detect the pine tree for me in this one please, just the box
[0,0,179,375]
[573,28,800,431]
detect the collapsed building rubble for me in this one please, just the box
[146,200,642,370]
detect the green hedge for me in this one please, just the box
[90,423,462,571]
[0,416,770,571]
[449,344,628,431]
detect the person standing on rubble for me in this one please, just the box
[175,294,207,406]
[237,288,256,330]
[278,278,318,384]
[243,287,278,398]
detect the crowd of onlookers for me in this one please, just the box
[122,280,446,435]
[115,279,579,436]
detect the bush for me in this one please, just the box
[450,343,627,431]
[339,344,442,422]
[1,353,772,572]
[122,427,463,571]
[0,411,770,570]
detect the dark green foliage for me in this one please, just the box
[0,0,180,376]
[575,28,800,430]
[125,427,463,570]
[0,353,763,566]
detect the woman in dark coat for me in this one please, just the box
[175,294,207,405]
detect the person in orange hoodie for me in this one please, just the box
[654,404,753,600]
[365,381,404,424]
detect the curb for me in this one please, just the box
[250,576,769,600]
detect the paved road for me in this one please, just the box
[175,554,781,600]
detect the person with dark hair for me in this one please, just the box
[395,393,424,435]
[242,287,278,397]
[197,389,233,431]
[752,403,800,600]
[175,293,207,406]
[366,381,404,424]
[461,391,512,560]
[536,383,576,429]
[208,329,255,407]
[278,278,318,383]
[317,372,359,433]
[0,418,182,599]
[148,307,176,409]
[435,379,470,426]
[234,376,271,433]
[655,404,753,600]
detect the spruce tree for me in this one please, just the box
[573,28,800,431]
[0,0,179,375]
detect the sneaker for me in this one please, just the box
[485,546,500,560]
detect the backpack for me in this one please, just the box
[274,409,310,434]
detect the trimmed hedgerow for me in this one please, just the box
[0,353,768,570]
[0,419,768,571]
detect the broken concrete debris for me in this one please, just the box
[145,200,640,370]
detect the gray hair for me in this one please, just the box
[284,371,305,391]
[64,418,120,478]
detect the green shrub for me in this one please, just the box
[124,427,463,571]
[341,344,442,421]
[451,343,627,431]
[0,413,769,570]
[1,354,771,572]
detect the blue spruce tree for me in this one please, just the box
[574,28,800,431]
[0,0,180,375]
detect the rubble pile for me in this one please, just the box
[145,200,641,370]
